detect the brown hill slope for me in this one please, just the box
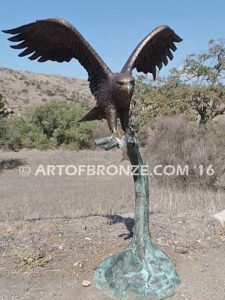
[0,67,94,114]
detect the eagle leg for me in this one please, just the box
[120,109,134,137]
[119,109,129,133]
[93,107,118,150]
[105,107,117,134]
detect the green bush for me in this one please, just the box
[2,101,97,151]
[0,94,7,147]
[0,116,6,147]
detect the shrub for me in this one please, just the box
[144,115,225,189]
[2,101,98,151]
[0,116,7,147]
[3,117,29,150]
[0,94,8,147]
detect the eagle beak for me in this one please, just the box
[124,83,134,94]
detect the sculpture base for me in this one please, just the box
[94,239,180,300]
[94,134,180,299]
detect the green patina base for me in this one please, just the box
[94,239,180,300]
[94,135,180,300]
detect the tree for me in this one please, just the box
[173,39,225,125]
[130,38,225,137]
[131,75,191,140]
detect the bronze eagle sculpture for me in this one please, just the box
[3,18,182,136]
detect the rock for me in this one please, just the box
[44,256,53,263]
[212,114,225,126]
[6,226,13,233]
[213,210,225,227]
[82,280,91,287]
[73,261,84,268]
[175,246,189,254]
[59,244,64,250]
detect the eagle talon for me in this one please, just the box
[111,134,130,162]
[104,138,120,150]
[95,134,120,150]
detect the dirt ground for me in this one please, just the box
[0,149,225,299]
[0,212,225,300]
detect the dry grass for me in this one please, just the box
[150,181,225,214]
[144,116,225,188]
[0,149,224,222]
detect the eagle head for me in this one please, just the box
[112,73,135,96]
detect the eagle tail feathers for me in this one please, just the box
[79,107,104,122]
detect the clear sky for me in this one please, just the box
[0,0,224,80]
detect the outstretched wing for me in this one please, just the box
[121,25,182,79]
[3,18,112,96]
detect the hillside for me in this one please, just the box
[0,67,94,114]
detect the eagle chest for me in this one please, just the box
[113,92,131,109]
